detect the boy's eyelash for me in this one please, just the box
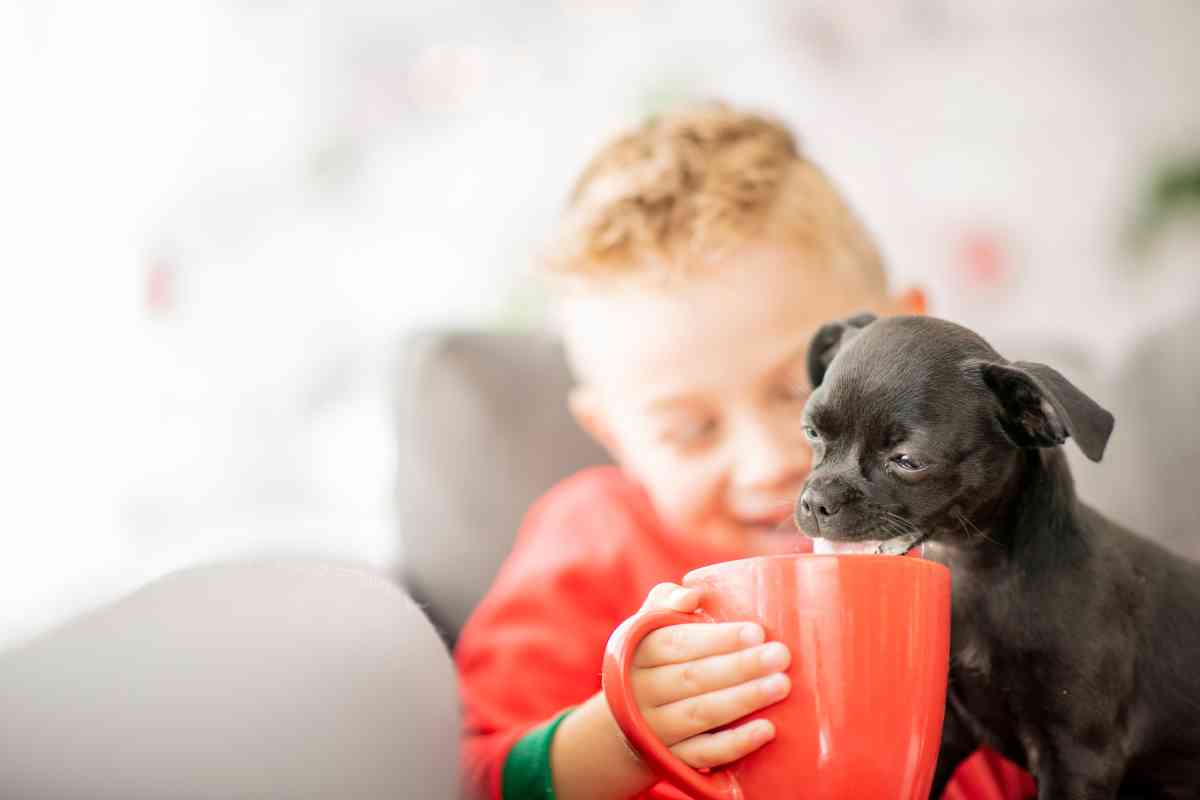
[662,419,718,443]
[773,383,809,402]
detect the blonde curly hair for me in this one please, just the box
[546,101,886,292]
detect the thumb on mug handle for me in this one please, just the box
[601,608,741,800]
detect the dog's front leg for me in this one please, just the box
[1030,741,1123,800]
[1034,770,1120,800]
[929,699,976,800]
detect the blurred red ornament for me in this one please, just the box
[145,253,175,317]
[952,227,1010,290]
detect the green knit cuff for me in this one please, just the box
[501,709,575,800]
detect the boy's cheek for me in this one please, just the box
[606,420,723,529]
[632,453,723,531]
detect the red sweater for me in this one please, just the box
[456,466,1036,799]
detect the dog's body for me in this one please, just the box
[794,314,1200,799]
[933,451,1200,799]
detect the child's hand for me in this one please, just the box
[627,582,791,769]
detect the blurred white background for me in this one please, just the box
[3,0,1199,647]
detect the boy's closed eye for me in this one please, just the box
[767,381,809,407]
[764,353,811,407]
[659,415,720,450]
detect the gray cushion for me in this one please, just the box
[0,561,460,800]
[1071,305,1200,561]
[392,330,608,646]
[996,316,1200,562]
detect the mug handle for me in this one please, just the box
[602,608,740,800]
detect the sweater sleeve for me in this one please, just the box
[456,469,644,800]
[943,748,1037,800]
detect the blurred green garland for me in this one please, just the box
[1127,155,1200,257]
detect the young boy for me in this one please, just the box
[456,102,1034,800]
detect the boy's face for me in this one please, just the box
[565,243,920,554]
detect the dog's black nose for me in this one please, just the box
[799,487,841,520]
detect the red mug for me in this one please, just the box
[602,554,951,799]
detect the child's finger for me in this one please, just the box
[647,672,790,746]
[639,582,681,611]
[664,587,701,613]
[633,642,790,706]
[633,622,764,668]
[669,719,776,770]
[639,583,699,613]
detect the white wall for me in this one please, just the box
[3,0,1198,646]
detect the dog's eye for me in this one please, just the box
[892,454,923,471]
[803,425,820,441]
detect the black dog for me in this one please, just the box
[794,313,1200,799]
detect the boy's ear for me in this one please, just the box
[895,286,927,315]
[806,312,877,389]
[568,386,623,462]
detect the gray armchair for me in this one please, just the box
[1065,304,1200,562]
[391,329,608,647]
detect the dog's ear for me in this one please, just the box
[807,312,877,389]
[979,360,1114,462]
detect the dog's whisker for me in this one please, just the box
[876,514,919,542]
[878,509,918,536]
[955,510,1000,547]
[955,513,970,542]
[956,512,985,543]
[882,508,916,527]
